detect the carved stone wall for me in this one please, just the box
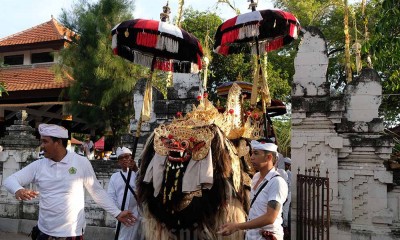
[291,27,398,239]
[336,69,395,239]
[0,111,40,219]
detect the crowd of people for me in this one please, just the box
[3,123,292,240]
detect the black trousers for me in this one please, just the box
[36,231,83,240]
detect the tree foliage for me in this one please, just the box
[272,118,291,157]
[56,0,147,145]
[180,7,222,58]
[367,0,400,124]
[0,82,6,97]
[0,60,8,96]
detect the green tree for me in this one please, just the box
[367,0,400,124]
[272,118,291,157]
[0,60,8,96]
[180,7,222,59]
[56,0,147,146]
[0,83,6,97]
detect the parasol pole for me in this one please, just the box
[259,62,270,139]
[161,1,174,87]
[249,0,269,138]
[249,0,257,11]
[202,56,210,99]
[261,49,272,139]
[114,59,155,240]
[114,114,142,240]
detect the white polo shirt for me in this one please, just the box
[4,151,121,237]
[246,168,288,240]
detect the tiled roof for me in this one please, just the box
[0,18,74,47]
[0,64,71,91]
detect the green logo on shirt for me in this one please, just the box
[69,167,77,174]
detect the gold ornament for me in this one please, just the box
[153,83,263,160]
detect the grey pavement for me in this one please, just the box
[0,231,30,240]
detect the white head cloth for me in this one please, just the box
[284,157,292,164]
[250,140,278,153]
[38,124,68,139]
[116,147,132,158]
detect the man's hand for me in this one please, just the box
[116,210,137,227]
[15,189,39,201]
[129,160,138,172]
[217,222,240,236]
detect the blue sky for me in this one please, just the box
[0,0,273,39]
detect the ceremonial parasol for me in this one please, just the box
[213,9,299,56]
[213,1,299,138]
[111,6,203,239]
[111,19,203,74]
[111,18,203,128]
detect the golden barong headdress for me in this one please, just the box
[154,83,263,159]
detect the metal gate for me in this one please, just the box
[296,168,330,240]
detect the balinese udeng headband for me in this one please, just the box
[116,147,132,159]
[38,123,68,139]
[250,140,278,152]
[284,157,292,164]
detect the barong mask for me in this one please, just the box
[154,125,214,164]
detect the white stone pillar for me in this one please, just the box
[291,27,342,239]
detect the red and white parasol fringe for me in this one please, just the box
[156,35,179,53]
[238,24,260,39]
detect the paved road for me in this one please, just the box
[0,231,30,240]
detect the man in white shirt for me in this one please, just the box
[276,152,286,170]
[81,136,94,159]
[218,139,288,240]
[3,124,136,240]
[282,157,292,237]
[107,147,141,240]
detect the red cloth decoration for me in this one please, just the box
[134,19,159,32]
[136,32,158,48]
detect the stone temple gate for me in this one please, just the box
[291,27,399,239]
